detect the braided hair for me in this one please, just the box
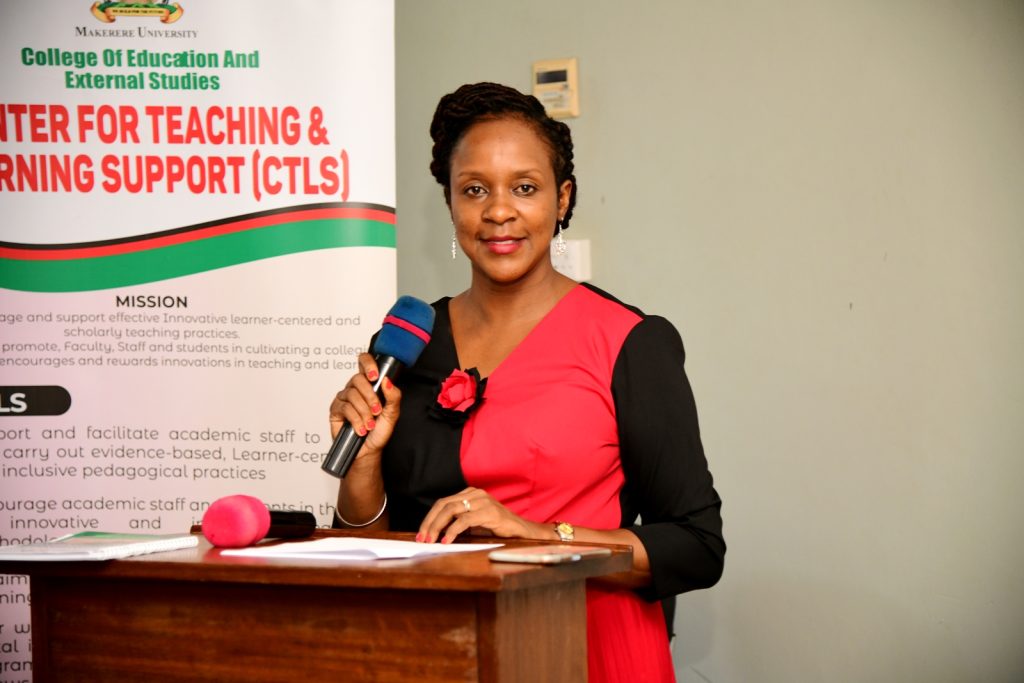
[429,82,578,233]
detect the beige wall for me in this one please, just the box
[395,2,1024,681]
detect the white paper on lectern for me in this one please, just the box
[220,537,503,561]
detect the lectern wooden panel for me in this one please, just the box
[2,531,631,682]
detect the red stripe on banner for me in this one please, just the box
[382,315,431,344]
[0,207,395,261]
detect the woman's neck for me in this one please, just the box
[459,267,576,327]
[449,269,577,376]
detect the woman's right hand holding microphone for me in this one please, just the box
[328,352,403,472]
[329,353,401,528]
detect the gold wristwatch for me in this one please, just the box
[554,521,575,542]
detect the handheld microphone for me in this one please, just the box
[321,296,435,479]
[201,494,317,548]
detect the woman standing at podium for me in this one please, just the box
[330,82,724,683]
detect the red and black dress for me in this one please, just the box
[382,283,724,683]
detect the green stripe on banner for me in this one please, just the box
[0,218,395,293]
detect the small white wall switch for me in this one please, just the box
[551,238,591,281]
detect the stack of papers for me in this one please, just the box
[221,537,502,561]
[0,532,199,561]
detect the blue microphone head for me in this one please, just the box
[372,296,435,366]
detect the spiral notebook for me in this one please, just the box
[0,531,199,561]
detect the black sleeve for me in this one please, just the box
[613,315,725,601]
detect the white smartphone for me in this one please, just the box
[488,544,612,565]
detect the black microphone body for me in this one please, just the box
[266,510,318,539]
[321,354,402,478]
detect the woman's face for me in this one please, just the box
[448,117,572,288]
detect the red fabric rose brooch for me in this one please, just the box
[429,367,487,425]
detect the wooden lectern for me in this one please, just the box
[1,530,631,682]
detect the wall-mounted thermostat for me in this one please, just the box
[532,58,579,118]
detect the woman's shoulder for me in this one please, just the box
[575,283,639,313]
[574,284,685,349]
[429,295,452,311]
[425,296,452,331]
[575,283,676,330]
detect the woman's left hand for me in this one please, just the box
[416,487,551,544]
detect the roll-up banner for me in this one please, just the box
[0,1,396,667]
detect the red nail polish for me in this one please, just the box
[384,377,393,390]
[415,533,424,543]
[441,536,452,545]
[356,426,366,437]
[366,419,376,430]
[372,403,382,415]
[367,369,379,381]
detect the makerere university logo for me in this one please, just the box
[90,1,184,24]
